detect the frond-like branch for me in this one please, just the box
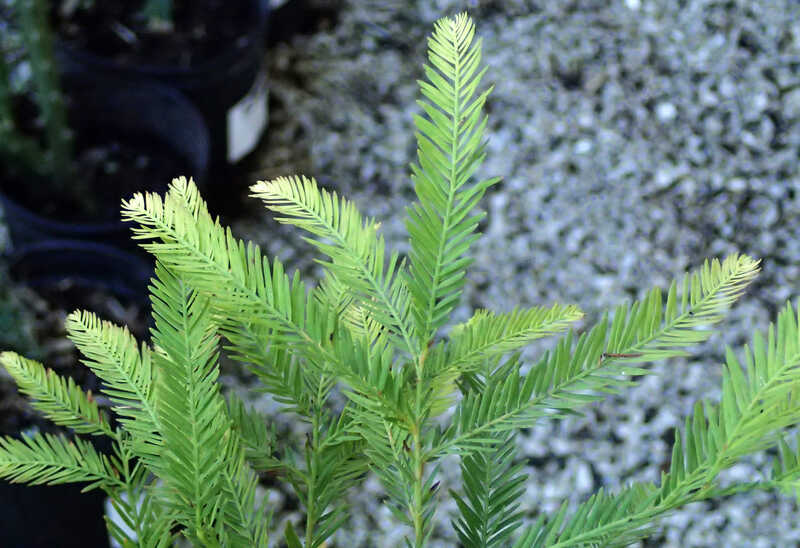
[513,296,800,547]
[0,432,122,490]
[511,485,660,548]
[149,263,238,539]
[404,12,501,343]
[451,432,527,548]
[65,310,161,462]
[437,254,759,457]
[0,352,114,437]
[443,303,584,373]
[251,175,417,355]
[658,299,800,505]
[122,176,340,377]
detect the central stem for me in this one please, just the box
[411,422,425,547]
[410,347,428,547]
[305,405,323,547]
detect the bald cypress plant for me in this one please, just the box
[1,12,800,547]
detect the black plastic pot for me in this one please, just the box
[0,75,210,252]
[56,0,271,168]
[7,240,153,305]
[0,480,110,547]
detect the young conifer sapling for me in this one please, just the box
[1,12,799,548]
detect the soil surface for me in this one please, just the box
[2,133,180,223]
[54,1,254,68]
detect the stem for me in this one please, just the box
[409,346,428,547]
[411,422,425,548]
[305,375,330,547]
[305,411,320,547]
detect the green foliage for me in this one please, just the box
[0,431,120,489]
[405,13,499,343]
[0,0,74,183]
[0,270,41,359]
[0,11,798,548]
[1,352,113,437]
[451,431,527,547]
[138,0,173,29]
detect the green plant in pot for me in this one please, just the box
[53,0,269,167]
[1,12,800,547]
[1,0,209,229]
[0,0,74,191]
[0,0,209,316]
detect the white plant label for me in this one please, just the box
[227,67,269,163]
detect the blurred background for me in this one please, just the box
[1,0,799,546]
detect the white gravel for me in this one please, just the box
[230,0,800,545]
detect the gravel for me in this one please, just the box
[229,0,800,545]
